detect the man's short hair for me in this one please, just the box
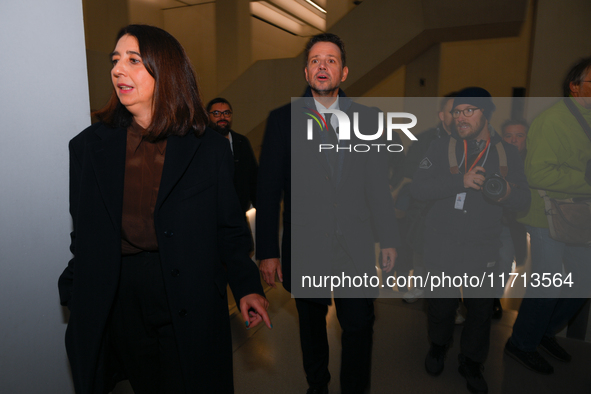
[501,119,529,135]
[206,97,233,113]
[439,91,459,112]
[562,57,591,97]
[304,33,346,68]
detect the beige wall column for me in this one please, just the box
[326,0,354,30]
[404,44,440,97]
[528,0,591,96]
[216,0,252,93]
[128,0,164,27]
[83,0,130,111]
[404,44,441,131]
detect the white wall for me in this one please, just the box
[0,1,90,392]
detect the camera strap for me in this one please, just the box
[464,138,490,173]
[563,97,591,143]
[495,141,508,177]
[448,137,507,177]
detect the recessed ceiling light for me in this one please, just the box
[305,0,326,14]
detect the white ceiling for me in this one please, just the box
[132,0,215,10]
[134,0,326,16]
[133,0,328,34]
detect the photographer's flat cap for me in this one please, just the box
[453,87,496,120]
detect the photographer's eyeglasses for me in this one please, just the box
[451,107,482,118]
[210,110,232,117]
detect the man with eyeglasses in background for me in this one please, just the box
[411,87,530,394]
[206,97,258,215]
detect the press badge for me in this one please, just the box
[454,192,466,210]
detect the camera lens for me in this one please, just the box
[482,176,507,200]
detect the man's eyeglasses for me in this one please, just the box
[451,107,482,118]
[209,110,232,117]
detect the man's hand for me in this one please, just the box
[464,166,486,191]
[239,293,272,329]
[259,258,283,288]
[381,248,397,273]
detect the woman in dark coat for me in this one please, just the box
[58,24,270,394]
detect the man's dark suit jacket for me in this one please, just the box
[229,130,258,213]
[256,88,400,301]
[58,123,263,393]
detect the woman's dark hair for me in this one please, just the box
[93,24,208,141]
[562,57,591,97]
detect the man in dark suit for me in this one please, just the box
[207,97,258,214]
[256,33,400,394]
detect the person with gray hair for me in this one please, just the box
[505,57,591,375]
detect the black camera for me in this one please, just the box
[482,173,507,200]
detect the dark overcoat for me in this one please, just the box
[256,88,400,300]
[229,130,258,213]
[58,122,263,393]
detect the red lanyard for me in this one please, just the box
[464,138,490,173]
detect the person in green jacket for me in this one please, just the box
[505,57,591,376]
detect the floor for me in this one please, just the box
[112,230,590,394]
[112,283,591,393]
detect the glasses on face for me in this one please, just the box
[451,107,482,118]
[209,110,232,117]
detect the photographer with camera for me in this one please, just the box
[411,87,530,394]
